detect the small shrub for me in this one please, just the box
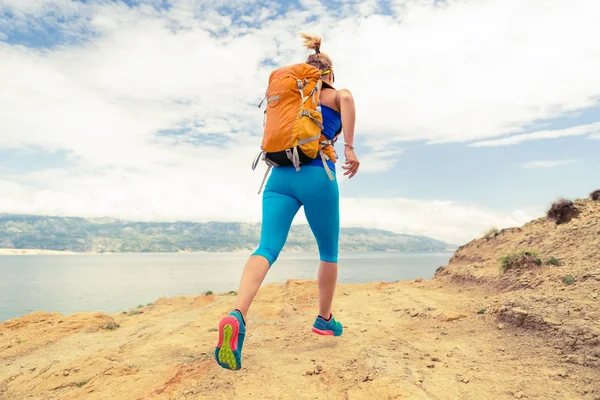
[128,310,142,316]
[590,189,600,201]
[105,322,120,330]
[228,291,237,296]
[137,304,144,308]
[546,198,579,225]
[499,250,542,273]
[477,307,486,315]
[204,290,214,296]
[562,274,575,285]
[545,256,562,266]
[76,379,91,388]
[484,227,500,238]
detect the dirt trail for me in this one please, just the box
[1,197,599,399]
[1,277,597,400]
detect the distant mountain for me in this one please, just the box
[0,214,456,253]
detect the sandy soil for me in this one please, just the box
[1,198,598,399]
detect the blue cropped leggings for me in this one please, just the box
[252,165,340,266]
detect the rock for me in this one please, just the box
[513,308,528,316]
[567,354,584,365]
[440,312,467,322]
[426,363,435,368]
[410,311,419,318]
[542,316,561,326]
[63,370,69,376]
[514,391,524,399]
[364,374,374,382]
[462,378,470,383]
[316,364,323,372]
[498,323,505,330]
[554,369,568,378]
[305,370,313,376]
[431,357,441,362]
[415,278,423,283]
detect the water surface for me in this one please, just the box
[0,251,452,321]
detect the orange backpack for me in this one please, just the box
[252,63,337,194]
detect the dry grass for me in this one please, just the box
[546,198,579,224]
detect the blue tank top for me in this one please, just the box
[308,105,341,171]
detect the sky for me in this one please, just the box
[0,0,599,246]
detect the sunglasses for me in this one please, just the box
[321,69,335,83]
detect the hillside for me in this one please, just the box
[0,214,454,253]
[0,194,599,399]
[436,196,600,370]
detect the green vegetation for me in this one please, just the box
[484,227,499,238]
[75,379,91,388]
[105,322,120,330]
[545,256,562,267]
[204,290,214,296]
[0,214,455,253]
[477,306,486,315]
[590,189,600,201]
[562,274,575,285]
[499,250,542,273]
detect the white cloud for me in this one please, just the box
[0,0,74,14]
[352,149,404,174]
[521,160,576,169]
[338,197,536,245]
[0,175,536,245]
[469,122,600,147]
[0,0,597,245]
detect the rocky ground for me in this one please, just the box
[1,198,598,400]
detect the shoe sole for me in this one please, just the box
[215,316,241,370]
[311,327,340,336]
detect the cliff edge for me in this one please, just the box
[1,194,599,399]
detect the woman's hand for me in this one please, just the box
[342,145,360,178]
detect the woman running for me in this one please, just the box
[215,33,360,370]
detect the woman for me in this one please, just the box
[215,33,360,371]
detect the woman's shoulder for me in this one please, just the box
[332,88,353,109]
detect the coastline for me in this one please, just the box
[0,249,79,255]
[0,248,456,256]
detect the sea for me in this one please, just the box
[0,251,453,322]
